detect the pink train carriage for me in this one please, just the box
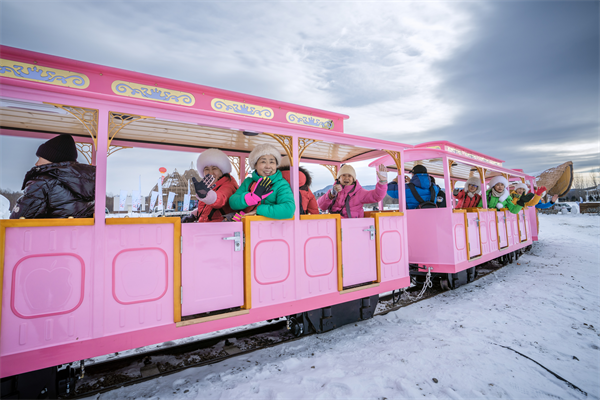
[0,46,411,397]
[370,141,538,289]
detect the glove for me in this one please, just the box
[192,176,216,199]
[377,165,387,183]
[535,186,547,196]
[453,188,460,196]
[496,202,504,210]
[232,211,245,222]
[244,177,273,206]
[181,214,197,223]
[517,192,535,207]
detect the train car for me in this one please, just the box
[370,141,537,289]
[0,46,412,398]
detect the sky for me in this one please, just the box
[0,0,598,195]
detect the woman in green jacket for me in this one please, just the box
[478,175,526,214]
[229,143,295,220]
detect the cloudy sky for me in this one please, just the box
[0,0,598,194]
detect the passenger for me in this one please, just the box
[453,177,482,209]
[229,144,295,220]
[429,175,446,208]
[317,164,388,218]
[183,149,239,223]
[535,193,559,209]
[388,165,441,209]
[510,183,545,208]
[277,156,319,215]
[10,134,95,219]
[477,176,527,214]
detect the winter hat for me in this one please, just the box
[514,182,529,193]
[248,144,281,170]
[488,175,509,190]
[410,164,427,174]
[465,177,481,194]
[337,164,357,180]
[279,155,291,168]
[36,134,77,163]
[196,149,232,178]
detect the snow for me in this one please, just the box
[85,214,600,400]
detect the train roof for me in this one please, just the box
[369,140,533,181]
[0,46,412,164]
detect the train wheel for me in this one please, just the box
[288,316,304,337]
[440,277,450,291]
[508,252,514,264]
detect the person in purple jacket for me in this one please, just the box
[317,164,388,218]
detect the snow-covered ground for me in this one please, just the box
[86,214,600,400]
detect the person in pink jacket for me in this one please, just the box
[317,164,388,218]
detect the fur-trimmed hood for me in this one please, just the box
[278,165,312,189]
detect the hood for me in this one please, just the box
[23,161,96,200]
[465,177,481,195]
[278,166,311,188]
[410,173,431,189]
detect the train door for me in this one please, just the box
[506,212,517,246]
[466,212,481,258]
[496,211,508,249]
[518,210,528,242]
[181,222,244,316]
[374,213,409,282]
[341,218,377,288]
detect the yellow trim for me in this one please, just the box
[298,138,322,162]
[45,104,99,150]
[339,282,380,294]
[495,211,502,250]
[105,217,180,225]
[0,59,90,88]
[176,309,250,327]
[261,132,293,166]
[368,211,404,284]
[383,150,402,173]
[453,209,466,214]
[464,212,470,260]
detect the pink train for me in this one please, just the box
[0,46,538,398]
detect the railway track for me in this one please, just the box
[67,255,520,399]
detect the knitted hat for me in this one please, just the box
[248,144,281,169]
[465,177,481,194]
[410,164,427,174]
[36,134,77,163]
[196,149,232,178]
[279,155,291,168]
[514,182,529,193]
[488,175,509,190]
[337,164,356,180]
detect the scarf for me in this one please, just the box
[467,191,475,198]
[491,188,503,198]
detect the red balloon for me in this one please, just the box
[159,167,167,173]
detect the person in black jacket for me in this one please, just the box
[10,134,96,219]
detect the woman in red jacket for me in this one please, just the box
[185,148,239,222]
[278,156,320,215]
[453,176,482,209]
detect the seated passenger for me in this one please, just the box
[477,176,527,214]
[317,164,388,218]
[183,149,239,223]
[453,177,482,209]
[389,165,442,209]
[277,156,319,215]
[510,183,545,208]
[429,175,446,208]
[229,144,295,220]
[10,134,95,219]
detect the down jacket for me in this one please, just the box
[10,161,95,219]
[229,170,295,220]
[317,180,386,218]
[194,174,239,222]
[478,189,523,214]
[401,173,440,209]
[454,190,482,209]
[510,190,542,208]
[279,166,319,215]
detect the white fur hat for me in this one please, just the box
[196,148,232,178]
[337,164,356,180]
[248,144,281,170]
[514,182,529,193]
[279,155,291,168]
[488,175,509,190]
[465,177,481,194]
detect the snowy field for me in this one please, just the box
[86,213,600,400]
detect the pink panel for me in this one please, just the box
[466,212,481,258]
[181,222,243,316]
[525,210,533,241]
[506,212,517,247]
[378,216,409,282]
[104,224,174,336]
[297,219,338,300]
[480,211,497,256]
[341,218,377,287]
[518,211,528,242]
[497,211,508,248]
[452,213,468,264]
[251,220,295,308]
[406,209,454,265]
[1,226,93,357]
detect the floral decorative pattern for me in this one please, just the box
[210,99,273,119]
[112,81,195,106]
[0,59,89,89]
[286,112,333,130]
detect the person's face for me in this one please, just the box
[35,157,51,166]
[339,173,355,186]
[516,188,525,196]
[203,165,223,181]
[494,183,505,192]
[255,155,277,177]
[468,184,478,193]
